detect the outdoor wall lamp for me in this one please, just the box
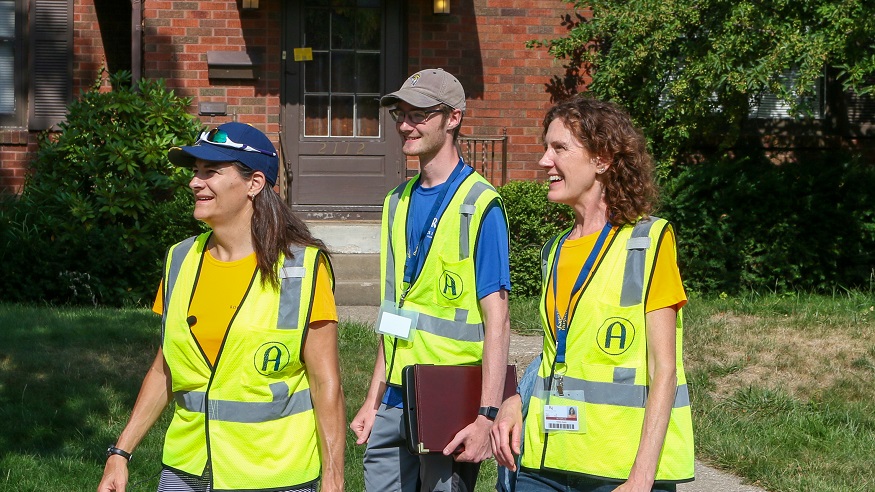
[433,0,450,15]
[241,0,259,10]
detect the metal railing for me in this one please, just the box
[458,128,508,185]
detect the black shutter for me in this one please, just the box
[28,0,71,130]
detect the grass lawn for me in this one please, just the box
[1,292,874,491]
[0,304,497,491]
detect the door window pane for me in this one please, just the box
[303,1,382,138]
[357,95,379,137]
[305,52,330,93]
[356,8,380,50]
[356,53,380,93]
[331,52,356,93]
[331,9,355,50]
[304,9,330,50]
[305,95,329,136]
[331,95,354,136]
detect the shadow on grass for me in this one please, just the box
[0,304,160,462]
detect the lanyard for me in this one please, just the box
[551,221,612,363]
[400,160,467,301]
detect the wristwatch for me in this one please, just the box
[106,445,133,462]
[478,406,499,421]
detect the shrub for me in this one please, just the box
[0,71,203,306]
[659,151,875,294]
[498,180,573,298]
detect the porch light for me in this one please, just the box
[433,0,450,15]
[241,0,259,10]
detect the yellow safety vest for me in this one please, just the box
[160,233,330,491]
[521,217,695,483]
[380,170,503,386]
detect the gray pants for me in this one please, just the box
[364,404,480,492]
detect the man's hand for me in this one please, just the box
[96,455,129,492]
[489,394,523,470]
[442,415,493,462]
[350,403,379,445]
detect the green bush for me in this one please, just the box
[498,181,573,298]
[659,151,875,294]
[0,71,203,306]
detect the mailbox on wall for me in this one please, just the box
[206,51,258,80]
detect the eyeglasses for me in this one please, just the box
[197,128,277,157]
[388,108,446,125]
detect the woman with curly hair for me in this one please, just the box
[490,96,694,491]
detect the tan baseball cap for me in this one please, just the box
[380,68,466,111]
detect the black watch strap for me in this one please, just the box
[478,406,499,421]
[106,445,133,461]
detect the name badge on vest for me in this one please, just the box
[376,301,420,341]
[538,374,586,433]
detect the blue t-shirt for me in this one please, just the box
[384,162,511,407]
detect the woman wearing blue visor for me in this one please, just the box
[98,122,345,492]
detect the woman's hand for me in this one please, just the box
[489,394,523,470]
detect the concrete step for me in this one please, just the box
[331,254,380,306]
[308,220,382,306]
[329,252,380,281]
[308,220,380,254]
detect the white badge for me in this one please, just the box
[376,301,419,341]
[543,404,583,433]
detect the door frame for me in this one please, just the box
[279,0,407,220]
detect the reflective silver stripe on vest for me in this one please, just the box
[163,236,198,328]
[277,247,306,330]
[384,185,405,302]
[418,311,485,342]
[620,218,656,307]
[458,180,491,260]
[535,375,689,408]
[174,384,313,423]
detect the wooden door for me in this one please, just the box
[282,0,405,220]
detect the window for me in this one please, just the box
[0,0,24,127]
[0,0,72,129]
[749,69,824,119]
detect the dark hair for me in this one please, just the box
[543,95,658,226]
[235,163,329,289]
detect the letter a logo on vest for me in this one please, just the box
[253,342,292,376]
[439,270,464,300]
[596,317,636,356]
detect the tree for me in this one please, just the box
[531,0,875,165]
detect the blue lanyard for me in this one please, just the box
[401,160,467,294]
[551,221,612,363]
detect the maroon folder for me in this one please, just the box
[401,364,517,454]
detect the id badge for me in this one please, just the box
[376,301,419,341]
[543,404,582,432]
[538,375,586,433]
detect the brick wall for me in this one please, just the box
[143,0,283,147]
[406,0,584,183]
[0,0,108,194]
[3,0,576,194]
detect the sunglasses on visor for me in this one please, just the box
[197,128,277,157]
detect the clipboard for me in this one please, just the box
[401,364,517,455]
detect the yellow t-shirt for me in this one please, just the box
[545,226,687,335]
[153,252,337,365]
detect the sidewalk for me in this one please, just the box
[337,306,767,492]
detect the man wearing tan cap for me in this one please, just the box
[350,68,511,491]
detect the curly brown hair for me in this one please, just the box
[543,95,658,226]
